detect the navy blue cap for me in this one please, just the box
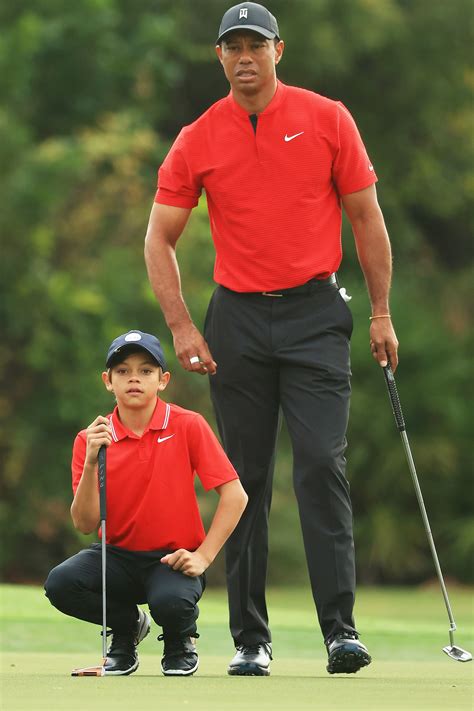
[217,2,280,43]
[106,330,167,370]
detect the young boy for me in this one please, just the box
[44,330,247,676]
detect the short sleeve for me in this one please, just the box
[187,415,239,491]
[332,102,378,196]
[71,432,87,495]
[155,130,202,209]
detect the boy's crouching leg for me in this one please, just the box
[44,546,107,624]
[44,558,87,619]
[148,569,204,676]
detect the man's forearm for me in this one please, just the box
[345,190,399,369]
[144,236,193,331]
[144,203,217,374]
[144,202,194,331]
[351,211,392,315]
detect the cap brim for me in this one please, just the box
[217,25,277,43]
[106,344,159,369]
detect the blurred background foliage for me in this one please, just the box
[0,0,472,586]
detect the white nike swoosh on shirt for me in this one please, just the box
[284,131,305,142]
[157,434,175,443]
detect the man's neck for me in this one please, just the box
[116,398,158,437]
[232,78,278,115]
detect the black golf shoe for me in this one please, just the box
[159,635,199,676]
[104,608,151,676]
[326,632,371,674]
[227,642,272,676]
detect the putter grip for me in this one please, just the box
[383,365,406,431]
[98,445,107,520]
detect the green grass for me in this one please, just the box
[1,585,473,710]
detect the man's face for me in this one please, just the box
[216,30,284,96]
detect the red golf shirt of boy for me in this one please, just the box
[72,399,239,551]
[155,80,377,293]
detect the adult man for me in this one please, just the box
[145,2,398,676]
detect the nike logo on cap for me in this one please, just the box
[284,131,304,142]
[157,434,175,443]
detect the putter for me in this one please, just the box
[71,445,108,676]
[382,364,472,662]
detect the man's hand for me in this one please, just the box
[172,322,217,375]
[85,416,112,466]
[369,319,399,371]
[161,549,210,577]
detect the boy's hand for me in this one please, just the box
[161,549,210,577]
[85,416,112,466]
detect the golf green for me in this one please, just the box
[1,585,472,710]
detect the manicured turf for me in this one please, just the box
[1,584,472,710]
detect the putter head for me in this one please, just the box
[443,645,472,662]
[71,661,106,676]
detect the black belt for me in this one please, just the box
[259,273,337,297]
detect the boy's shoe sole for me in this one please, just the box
[161,658,199,676]
[104,659,140,676]
[228,665,270,676]
[103,609,151,676]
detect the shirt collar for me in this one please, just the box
[227,79,286,119]
[109,398,171,441]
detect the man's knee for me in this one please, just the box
[293,449,349,495]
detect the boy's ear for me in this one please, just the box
[157,371,171,392]
[102,370,114,392]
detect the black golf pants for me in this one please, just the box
[44,545,205,639]
[205,282,356,645]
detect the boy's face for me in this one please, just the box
[102,352,170,408]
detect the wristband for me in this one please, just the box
[369,314,391,320]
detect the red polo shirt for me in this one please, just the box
[72,399,238,551]
[155,81,377,292]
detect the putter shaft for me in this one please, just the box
[98,446,107,661]
[383,365,471,661]
[101,518,107,659]
[399,430,457,636]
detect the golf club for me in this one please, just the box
[71,444,108,676]
[382,364,472,662]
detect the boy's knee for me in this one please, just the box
[44,563,75,607]
[148,591,195,623]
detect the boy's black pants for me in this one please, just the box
[205,280,357,646]
[44,545,205,639]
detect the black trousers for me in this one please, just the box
[44,544,205,639]
[204,281,356,645]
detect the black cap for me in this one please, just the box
[106,330,167,370]
[217,2,280,44]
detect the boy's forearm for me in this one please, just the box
[70,462,100,533]
[196,481,248,565]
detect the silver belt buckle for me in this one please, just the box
[262,291,283,297]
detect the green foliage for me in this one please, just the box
[1,0,472,584]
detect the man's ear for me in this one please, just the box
[274,40,284,65]
[215,44,224,65]
[102,370,114,393]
